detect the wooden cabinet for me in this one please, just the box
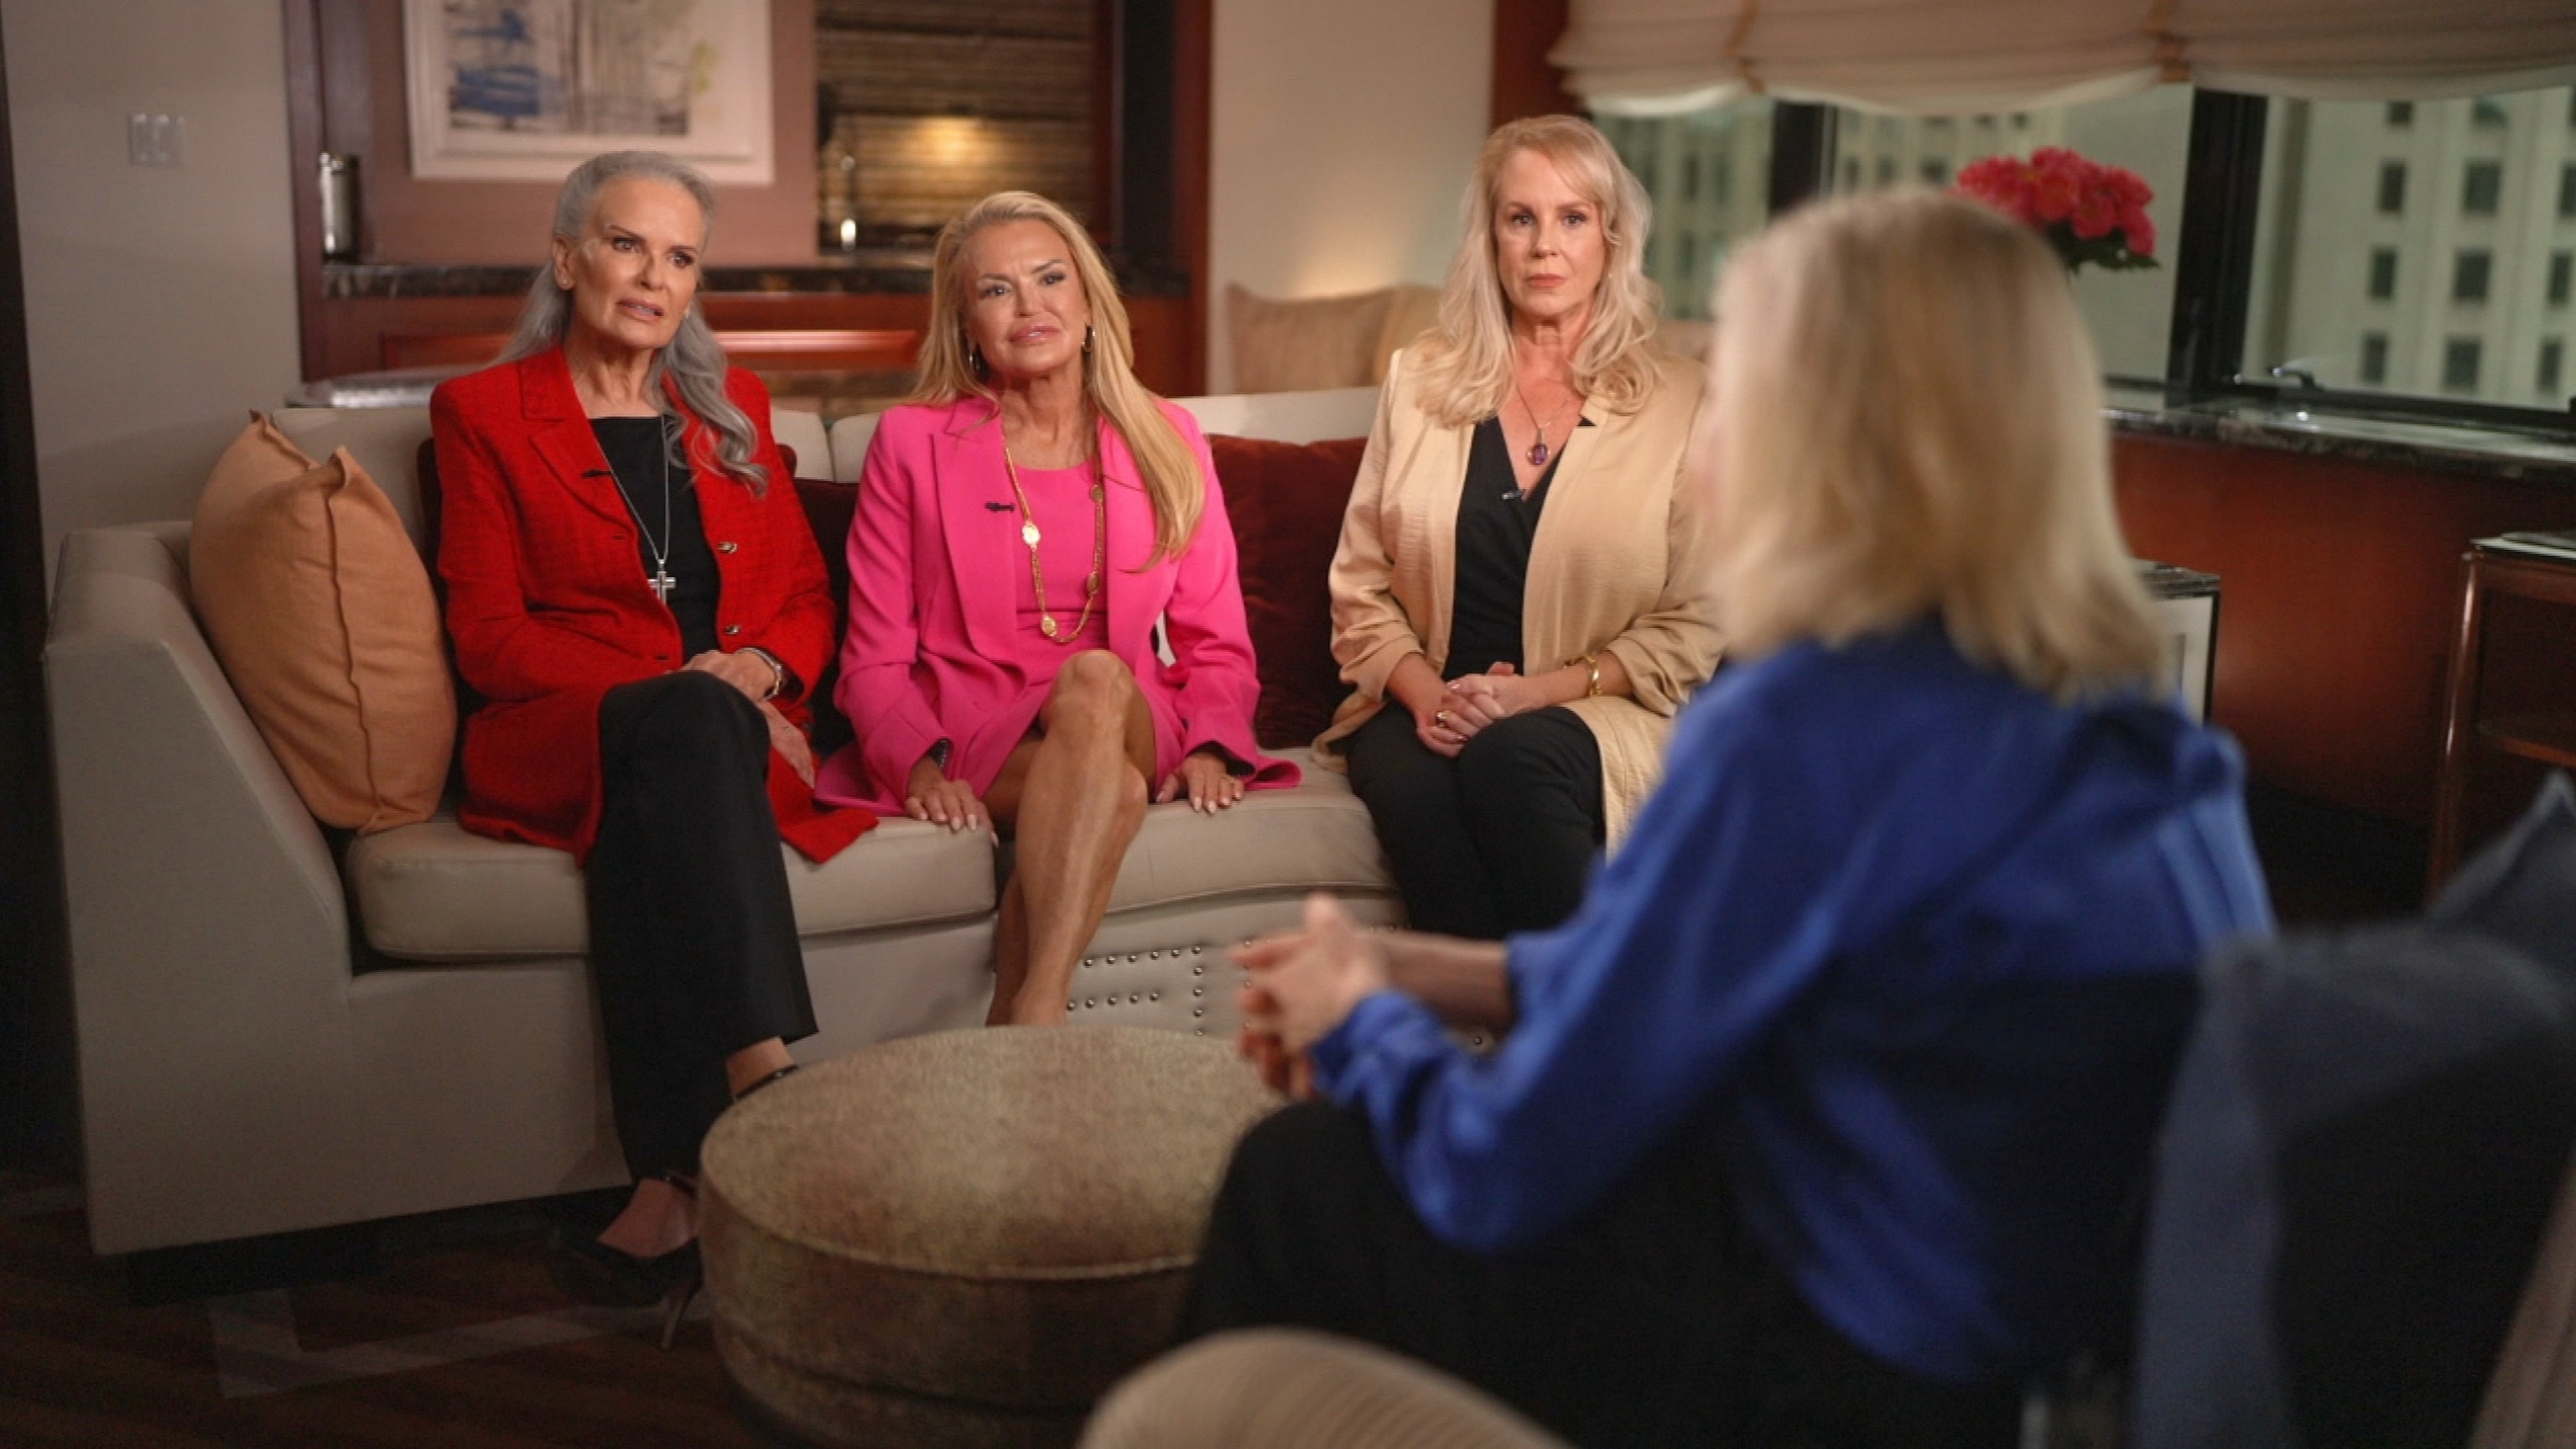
[2430,539,2576,888]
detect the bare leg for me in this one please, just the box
[986,651,1157,1025]
[988,871,1033,1027]
[594,1035,795,1255]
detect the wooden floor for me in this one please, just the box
[0,1171,771,1447]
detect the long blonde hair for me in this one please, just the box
[913,192,1202,562]
[1706,190,2165,699]
[1410,115,1667,428]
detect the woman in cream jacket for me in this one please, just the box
[1317,116,1722,938]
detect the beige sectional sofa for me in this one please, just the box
[44,387,1397,1255]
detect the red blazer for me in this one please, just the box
[431,346,873,862]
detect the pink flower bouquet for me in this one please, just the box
[1954,148,2158,273]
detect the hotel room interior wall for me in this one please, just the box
[1206,0,1493,392]
[3,0,302,581]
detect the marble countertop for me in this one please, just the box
[2102,381,2576,486]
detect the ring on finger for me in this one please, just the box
[1434,709,1452,727]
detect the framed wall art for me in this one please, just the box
[405,0,775,184]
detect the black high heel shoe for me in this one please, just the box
[546,1172,704,1348]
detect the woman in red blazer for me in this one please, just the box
[432,151,869,1322]
[814,191,1296,1026]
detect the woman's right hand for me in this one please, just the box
[756,701,816,787]
[906,756,989,834]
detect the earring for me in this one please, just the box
[1083,325,1095,356]
[969,342,985,376]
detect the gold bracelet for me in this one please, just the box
[1566,654,1602,698]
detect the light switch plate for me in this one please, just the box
[127,112,183,168]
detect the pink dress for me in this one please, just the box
[978,461,1186,780]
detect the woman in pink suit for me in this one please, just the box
[814,191,1296,1026]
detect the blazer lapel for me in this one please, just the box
[1524,402,1613,665]
[936,401,1026,657]
[520,348,632,531]
[1098,416,1158,663]
[1404,416,1471,668]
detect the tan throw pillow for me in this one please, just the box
[1371,283,1444,382]
[1227,283,1395,393]
[190,413,454,833]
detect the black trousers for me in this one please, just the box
[1182,1103,2023,1449]
[1343,705,1605,940]
[586,672,815,1180]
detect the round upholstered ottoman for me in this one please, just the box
[699,1025,1281,1449]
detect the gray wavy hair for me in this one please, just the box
[500,150,767,491]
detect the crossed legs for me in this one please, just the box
[983,650,1157,1026]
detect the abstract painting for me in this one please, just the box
[404,0,773,184]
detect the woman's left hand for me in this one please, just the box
[1157,749,1247,813]
[756,701,816,787]
[1233,894,1389,1053]
[684,649,776,703]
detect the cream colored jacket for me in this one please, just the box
[1315,345,1722,843]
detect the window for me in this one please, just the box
[2454,251,2493,302]
[2560,164,2576,217]
[2368,248,2397,300]
[2249,86,2576,413]
[2445,338,2483,390]
[1826,86,2192,379]
[2473,98,2509,128]
[2542,340,2565,394]
[1597,99,1776,321]
[2464,163,2503,216]
[2386,101,2414,127]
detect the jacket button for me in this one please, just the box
[653,653,672,662]
[724,624,742,636]
[717,540,739,553]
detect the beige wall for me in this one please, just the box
[1207,0,1493,392]
[4,0,302,574]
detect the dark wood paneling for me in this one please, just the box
[1170,0,1209,395]
[2111,434,2576,828]
[1491,0,1577,127]
[0,20,74,1171]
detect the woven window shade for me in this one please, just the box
[1555,1,2576,116]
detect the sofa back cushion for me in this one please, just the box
[1208,434,1368,747]
[190,414,454,832]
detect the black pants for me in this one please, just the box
[1343,705,1605,940]
[586,672,815,1180]
[1182,1103,2023,1449]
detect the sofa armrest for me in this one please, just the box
[45,524,374,1252]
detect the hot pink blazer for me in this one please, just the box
[814,395,1298,813]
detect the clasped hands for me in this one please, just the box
[1417,662,1545,758]
[1233,894,1389,1099]
[681,649,813,787]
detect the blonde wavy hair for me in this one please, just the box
[1706,190,2166,699]
[913,191,1202,562]
[1410,115,1667,428]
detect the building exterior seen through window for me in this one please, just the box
[2247,86,2576,410]
[1596,101,1777,324]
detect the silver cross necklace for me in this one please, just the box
[602,417,678,604]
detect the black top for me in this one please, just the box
[592,415,720,658]
[1444,415,1587,681]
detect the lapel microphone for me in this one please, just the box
[984,501,1015,512]
[581,469,613,478]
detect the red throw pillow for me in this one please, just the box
[1208,434,1368,748]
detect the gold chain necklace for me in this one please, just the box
[1510,372,1575,468]
[1001,432,1106,643]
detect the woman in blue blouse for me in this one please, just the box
[1182,192,2274,1448]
